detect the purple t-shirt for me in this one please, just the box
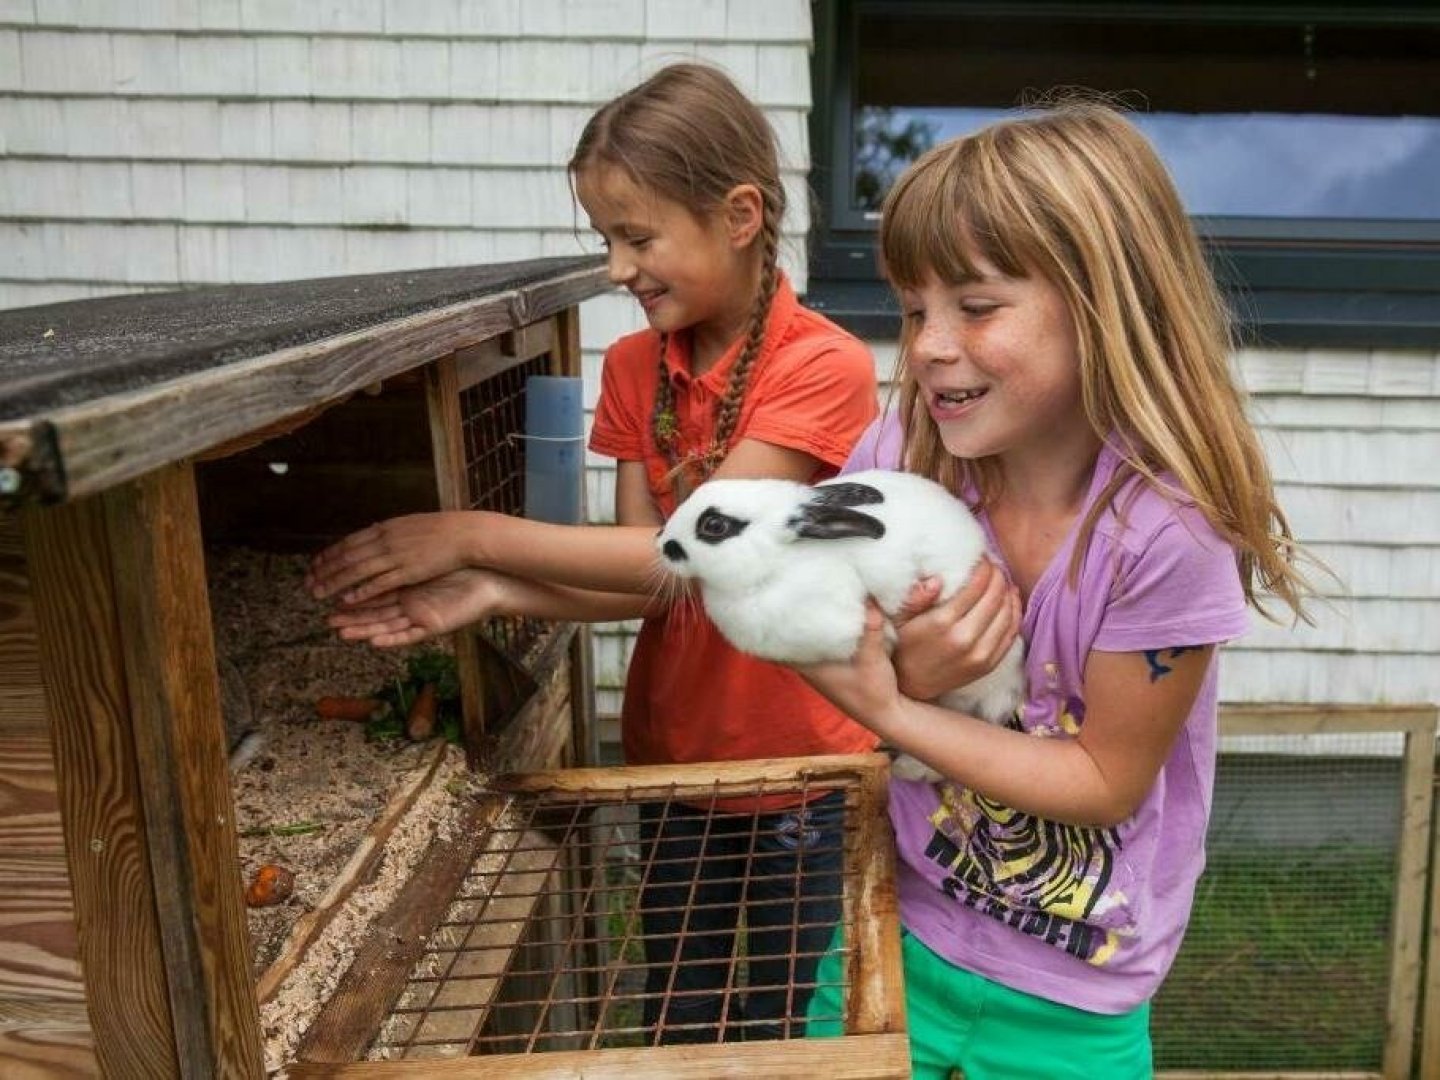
[846,415,1250,1014]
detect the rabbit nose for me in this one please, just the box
[661,539,687,562]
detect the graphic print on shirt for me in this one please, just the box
[921,691,1132,966]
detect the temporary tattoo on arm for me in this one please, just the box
[1143,646,1201,682]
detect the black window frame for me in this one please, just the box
[805,0,1440,348]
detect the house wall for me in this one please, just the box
[1221,346,1440,705]
[2,2,1434,721]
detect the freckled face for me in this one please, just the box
[900,258,1090,466]
[575,166,753,351]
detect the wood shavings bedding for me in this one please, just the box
[258,745,471,1074]
[203,546,477,1070]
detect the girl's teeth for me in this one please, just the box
[939,389,982,404]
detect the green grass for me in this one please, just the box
[1152,846,1394,1070]
[598,862,648,1047]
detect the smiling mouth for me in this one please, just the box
[935,388,986,406]
[634,288,665,308]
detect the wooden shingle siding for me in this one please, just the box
[7,30,811,103]
[5,0,808,42]
[0,12,815,298]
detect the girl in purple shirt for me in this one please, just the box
[802,102,1315,1078]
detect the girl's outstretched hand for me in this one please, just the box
[307,511,479,605]
[891,558,1022,702]
[324,567,506,649]
[795,601,903,730]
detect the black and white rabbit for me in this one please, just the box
[657,468,1026,782]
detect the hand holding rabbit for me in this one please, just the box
[892,560,1024,703]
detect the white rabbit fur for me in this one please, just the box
[656,468,1026,783]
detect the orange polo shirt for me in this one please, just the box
[588,274,880,799]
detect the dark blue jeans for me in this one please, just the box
[636,790,846,1044]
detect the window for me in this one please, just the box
[807,1,1440,346]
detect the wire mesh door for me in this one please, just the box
[292,754,907,1076]
[422,319,587,763]
[456,352,557,669]
[1153,705,1436,1080]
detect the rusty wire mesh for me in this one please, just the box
[458,356,552,667]
[365,770,868,1062]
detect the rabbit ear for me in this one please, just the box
[809,481,885,508]
[788,501,886,541]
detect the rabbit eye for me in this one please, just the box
[695,508,748,544]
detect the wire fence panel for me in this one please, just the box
[355,755,907,1074]
[1153,706,1436,1080]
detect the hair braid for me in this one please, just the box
[698,202,781,477]
[650,332,679,462]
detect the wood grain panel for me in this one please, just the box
[846,764,905,1038]
[423,352,487,765]
[492,754,887,801]
[553,307,596,769]
[287,1028,912,1078]
[0,514,45,731]
[488,650,574,775]
[296,797,500,1065]
[21,494,179,1078]
[0,1000,97,1079]
[0,854,80,1003]
[285,1036,904,1077]
[103,464,264,1078]
[0,730,63,856]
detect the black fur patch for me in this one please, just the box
[808,481,885,508]
[788,503,886,541]
[695,507,749,544]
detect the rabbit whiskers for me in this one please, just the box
[646,559,709,645]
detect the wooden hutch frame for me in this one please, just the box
[0,256,609,1076]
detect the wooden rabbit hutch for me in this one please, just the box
[0,258,909,1078]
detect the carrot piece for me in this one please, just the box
[244,863,296,907]
[405,682,438,742]
[314,695,383,722]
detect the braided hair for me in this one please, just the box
[569,63,786,499]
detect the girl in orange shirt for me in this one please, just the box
[307,63,888,1042]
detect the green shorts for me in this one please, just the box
[806,928,1153,1079]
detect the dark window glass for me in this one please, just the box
[849,6,1440,233]
[856,106,1440,221]
[810,3,1440,345]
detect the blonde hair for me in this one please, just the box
[880,99,1311,621]
[569,63,784,496]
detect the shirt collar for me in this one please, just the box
[661,271,798,390]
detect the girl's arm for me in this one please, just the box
[325,566,661,649]
[308,441,825,604]
[322,460,666,646]
[308,512,662,603]
[800,605,1212,828]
